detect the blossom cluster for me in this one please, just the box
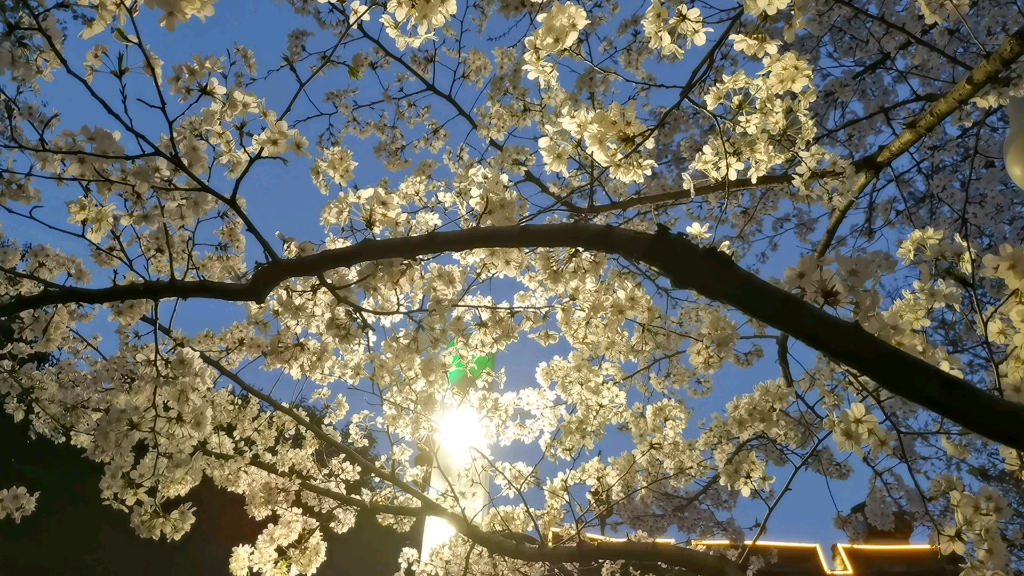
[642,1,711,60]
[692,51,818,185]
[523,2,589,87]
[553,102,657,183]
[2,1,1024,576]
[0,486,38,524]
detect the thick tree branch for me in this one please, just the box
[814,25,1024,257]
[641,226,1024,452]
[4,223,1024,450]
[0,225,645,317]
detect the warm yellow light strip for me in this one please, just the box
[583,532,677,545]
[547,532,939,575]
[696,540,836,574]
[832,543,937,574]
[841,543,935,550]
[694,540,939,575]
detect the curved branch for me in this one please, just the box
[0,225,647,316]
[640,225,1024,452]
[158,318,743,576]
[567,23,1021,218]
[814,25,1024,257]
[4,222,1024,451]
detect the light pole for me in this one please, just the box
[420,342,495,564]
[1004,96,1024,189]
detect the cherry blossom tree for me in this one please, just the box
[1,0,1024,575]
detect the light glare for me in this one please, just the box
[433,404,488,467]
[421,402,491,565]
[421,516,458,561]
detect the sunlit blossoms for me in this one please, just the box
[77,0,217,37]
[828,402,881,456]
[558,102,658,183]
[2,1,1024,576]
[743,0,792,16]
[523,2,589,85]
[643,1,712,59]
[382,0,458,49]
[981,244,1024,291]
[311,146,358,192]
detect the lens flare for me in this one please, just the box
[433,403,488,467]
[420,402,491,564]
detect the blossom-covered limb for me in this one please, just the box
[152,320,744,576]
[643,226,1024,452]
[815,24,1024,257]
[5,223,1024,452]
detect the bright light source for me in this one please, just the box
[421,516,458,561]
[420,401,491,565]
[433,403,488,468]
[1004,96,1024,189]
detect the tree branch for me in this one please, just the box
[641,225,1024,452]
[582,174,795,214]
[4,222,1024,451]
[581,22,1016,220]
[814,25,1024,257]
[149,317,743,576]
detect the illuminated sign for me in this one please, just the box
[695,540,940,575]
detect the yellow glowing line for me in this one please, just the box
[546,533,939,574]
[841,544,935,550]
[696,540,836,573]
[693,540,939,575]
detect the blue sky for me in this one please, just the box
[3,0,905,556]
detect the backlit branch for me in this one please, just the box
[5,222,1024,451]
[814,25,1024,257]
[150,317,745,576]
